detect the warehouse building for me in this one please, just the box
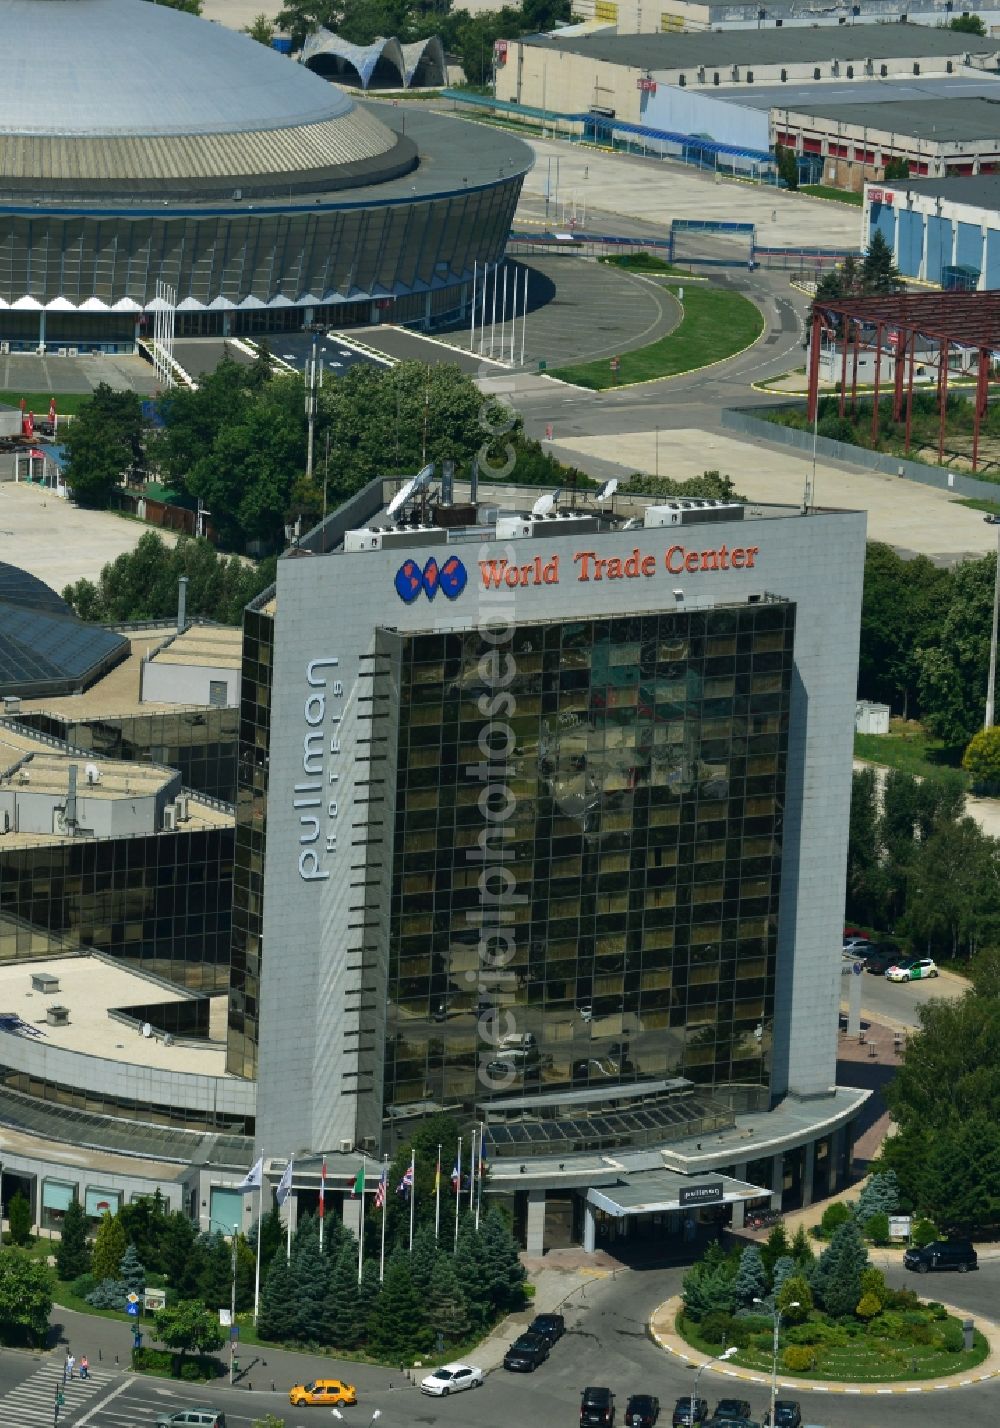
[865,174,1000,287]
[495,25,1000,127]
[575,0,1000,34]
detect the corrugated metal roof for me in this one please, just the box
[784,95,1000,142]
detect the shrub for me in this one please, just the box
[785,1323,824,1346]
[131,1346,223,1380]
[696,1310,732,1346]
[927,1302,948,1322]
[884,1288,921,1312]
[911,1219,937,1248]
[856,1293,882,1320]
[939,1319,965,1353]
[782,1345,816,1372]
[818,1201,853,1239]
[86,1277,127,1310]
[69,1273,98,1300]
[864,1212,890,1246]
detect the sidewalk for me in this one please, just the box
[649,1294,1000,1396]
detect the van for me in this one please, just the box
[500,1031,536,1052]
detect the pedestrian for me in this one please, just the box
[66,1353,75,1381]
[79,1355,89,1381]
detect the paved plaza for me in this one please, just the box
[0,351,158,397]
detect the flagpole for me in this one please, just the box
[358,1155,365,1285]
[434,1143,442,1244]
[286,1156,293,1263]
[379,1157,388,1283]
[253,1170,263,1324]
[453,1136,462,1253]
[475,1124,484,1231]
[408,1148,416,1253]
[318,1156,326,1252]
[469,1126,476,1213]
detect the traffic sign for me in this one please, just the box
[126,1300,139,1316]
[853,962,863,975]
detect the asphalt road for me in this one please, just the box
[6,1260,996,1428]
[853,962,965,1032]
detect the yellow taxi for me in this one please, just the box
[288,1379,358,1408]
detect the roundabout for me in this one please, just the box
[650,1293,1000,1396]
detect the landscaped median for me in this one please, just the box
[550,284,764,390]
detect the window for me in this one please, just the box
[209,679,227,708]
[41,1180,75,1230]
[85,1187,122,1217]
[210,1186,244,1235]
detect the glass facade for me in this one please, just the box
[0,828,233,991]
[0,1069,253,1136]
[226,603,274,1079]
[381,602,795,1152]
[17,709,239,805]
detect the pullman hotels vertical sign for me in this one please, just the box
[295,657,344,881]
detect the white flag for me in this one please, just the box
[236,1156,263,1193]
[276,1157,293,1207]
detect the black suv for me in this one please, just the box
[766,1404,801,1428]
[582,1387,615,1427]
[672,1399,708,1427]
[625,1396,659,1428]
[503,1333,549,1372]
[904,1239,978,1274]
[713,1402,753,1423]
[529,1312,565,1344]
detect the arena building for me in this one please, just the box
[0,0,531,354]
[221,477,871,1253]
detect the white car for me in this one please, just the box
[886,957,939,982]
[419,1363,484,1396]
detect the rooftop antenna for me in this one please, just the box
[531,488,561,518]
[595,477,618,506]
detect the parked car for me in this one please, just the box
[528,1312,565,1343]
[581,1387,616,1426]
[155,1413,226,1428]
[500,1030,537,1051]
[704,1420,760,1428]
[766,1403,802,1428]
[503,1332,549,1372]
[886,956,939,982]
[904,1239,978,1274]
[863,949,896,976]
[419,1363,484,1395]
[984,514,1000,525]
[842,937,871,956]
[625,1395,660,1428]
[288,1380,357,1407]
[671,1399,708,1427]
[713,1402,753,1423]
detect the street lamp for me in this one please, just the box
[753,1297,799,1427]
[691,1345,737,1427]
[208,1218,239,1385]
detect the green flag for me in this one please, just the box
[352,1166,365,1198]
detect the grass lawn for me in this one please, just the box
[550,286,763,389]
[599,253,693,277]
[678,1311,989,1382]
[801,185,864,206]
[955,496,1000,517]
[0,390,92,416]
[854,725,967,783]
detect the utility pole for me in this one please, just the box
[305,340,322,478]
[986,527,1000,728]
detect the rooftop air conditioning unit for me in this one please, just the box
[0,342,8,354]
[46,1005,70,1026]
[0,811,10,834]
[57,347,68,357]
[163,804,178,831]
[2,695,20,713]
[31,972,59,994]
[339,1138,353,1154]
[68,348,79,357]
[85,763,101,785]
[176,793,190,822]
[17,768,29,784]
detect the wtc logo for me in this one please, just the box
[394,555,468,603]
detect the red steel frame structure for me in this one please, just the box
[807,292,1000,473]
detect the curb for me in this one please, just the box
[549,288,766,392]
[649,1296,1000,1395]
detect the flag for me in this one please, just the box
[276,1157,293,1207]
[398,1163,414,1198]
[451,1160,461,1193]
[479,1131,489,1176]
[319,1157,327,1219]
[352,1164,365,1199]
[434,1155,441,1194]
[48,397,56,424]
[236,1156,263,1193]
[375,1165,387,1209]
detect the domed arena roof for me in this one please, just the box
[0,562,128,699]
[0,0,414,198]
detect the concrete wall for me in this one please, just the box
[255,507,866,1156]
[141,659,240,709]
[722,404,1000,502]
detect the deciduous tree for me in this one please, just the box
[152,1299,226,1360]
[0,1251,53,1345]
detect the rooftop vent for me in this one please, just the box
[30,973,60,995]
[46,1004,70,1027]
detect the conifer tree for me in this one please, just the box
[425,1255,470,1345]
[258,1252,296,1342]
[55,1198,91,1281]
[366,1248,425,1361]
[811,1220,868,1318]
[355,1256,382,1345]
[325,1245,361,1349]
[118,1243,146,1297]
[454,1219,490,1331]
[771,1255,796,1299]
[479,1208,526,1315]
[91,1212,127,1282]
[733,1243,768,1310]
[408,1223,439,1301]
[291,1229,333,1343]
[760,1222,791,1283]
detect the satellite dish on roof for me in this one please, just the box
[386,464,435,518]
[596,478,619,504]
[141,1022,152,1038]
[532,488,561,517]
[84,763,101,785]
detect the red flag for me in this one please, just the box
[48,398,56,425]
[318,1157,326,1219]
[23,411,34,437]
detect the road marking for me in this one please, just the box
[75,1376,135,1424]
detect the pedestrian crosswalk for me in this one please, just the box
[0,1358,117,1428]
